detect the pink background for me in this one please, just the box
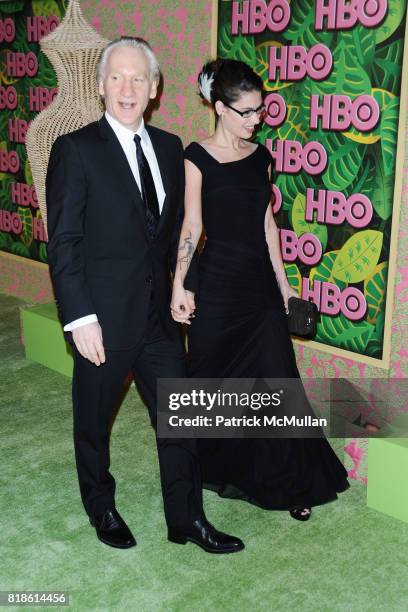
[1,1,406,480]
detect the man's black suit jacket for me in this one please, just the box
[46,115,194,350]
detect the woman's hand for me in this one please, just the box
[280,282,299,313]
[171,282,196,325]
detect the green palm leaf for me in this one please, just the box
[18,207,33,248]
[310,251,346,289]
[285,263,301,294]
[316,314,375,353]
[218,23,255,64]
[282,0,333,49]
[375,0,406,44]
[322,132,366,192]
[371,39,403,95]
[290,193,328,250]
[332,230,383,283]
[371,145,394,220]
[364,262,388,324]
[380,96,400,177]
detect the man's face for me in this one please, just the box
[99,45,158,131]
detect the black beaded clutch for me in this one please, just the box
[287,297,319,339]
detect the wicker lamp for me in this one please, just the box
[26,0,110,231]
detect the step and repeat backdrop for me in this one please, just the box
[0,0,407,367]
[0,0,66,263]
[216,0,408,365]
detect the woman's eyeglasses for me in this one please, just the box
[223,102,266,119]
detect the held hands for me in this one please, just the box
[72,321,106,366]
[171,282,196,325]
[280,282,299,314]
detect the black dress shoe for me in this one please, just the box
[90,509,136,549]
[168,518,244,554]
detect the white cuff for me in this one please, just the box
[64,314,98,332]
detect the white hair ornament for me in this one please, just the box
[198,71,214,103]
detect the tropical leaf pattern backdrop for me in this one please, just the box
[0,0,67,263]
[217,0,407,360]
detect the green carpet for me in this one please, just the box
[1,293,407,612]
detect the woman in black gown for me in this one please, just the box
[171,59,349,521]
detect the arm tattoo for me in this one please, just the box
[177,230,194,271]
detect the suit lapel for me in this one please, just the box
[98,116,149,241]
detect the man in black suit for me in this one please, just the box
[46,37,243,553]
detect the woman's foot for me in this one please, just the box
[289,508,312,521]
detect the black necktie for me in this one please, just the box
[134,134,160,240]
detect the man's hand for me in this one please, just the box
[72,321,106,366]
[171,283,195,325]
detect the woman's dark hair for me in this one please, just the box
[197,58,263,107]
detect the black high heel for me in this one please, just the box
[289,508,312,521]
